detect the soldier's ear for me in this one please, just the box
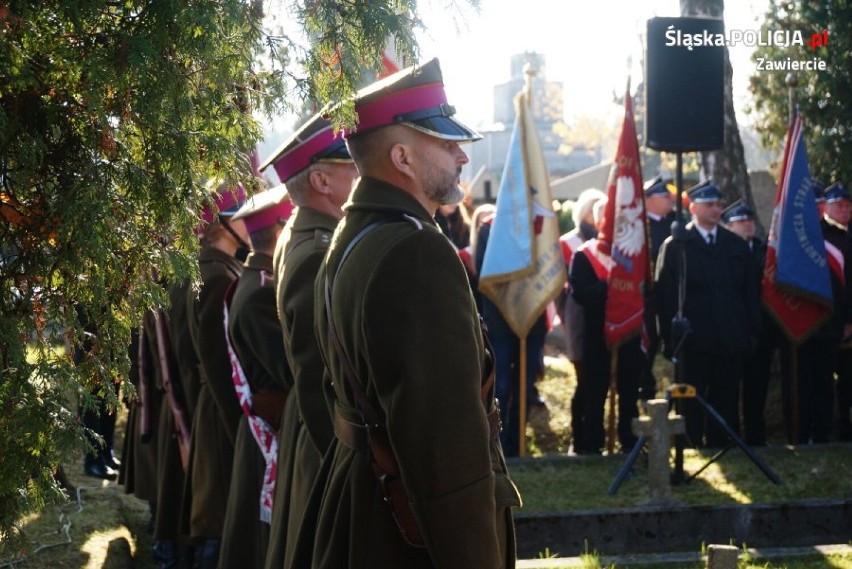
[308,168,331,195]
[389,142,415,179]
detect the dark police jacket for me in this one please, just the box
[309,177,521,568]
[655,222,760,355]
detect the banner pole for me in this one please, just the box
[519,334,528,457]
[607,347,618,454]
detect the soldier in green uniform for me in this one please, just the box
[219,185,295,568]
[260,113,358,569]
[305,58,521,568]
[184,181,248,569]
[143,276,200,569]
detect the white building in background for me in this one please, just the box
[464,52,603,202]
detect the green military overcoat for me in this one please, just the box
[267,207,339,569]
[306,178,521,568]
[119,326,160,503]
[185,245,243,539]
[220,252,292,568]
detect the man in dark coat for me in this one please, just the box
[261,113,358,569]
[722,199,775,446]
[474,218,547,458]
[219,185,295,568]
[305,58,521,568]
[655,181,760,448]
[184,182,248,568]
[797,182,852,443]
[830,182,852,442]
[640,176,676,401]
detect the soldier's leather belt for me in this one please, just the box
[334,406,500,452]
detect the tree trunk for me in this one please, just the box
[679,0,760,231]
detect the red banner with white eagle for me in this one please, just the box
[599,81,649,348]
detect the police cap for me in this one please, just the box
[686,180,722,203]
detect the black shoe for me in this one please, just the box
[84,457,118,480]
[100,449,121,470]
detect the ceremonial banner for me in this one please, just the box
[599,83,648,348]
[479,86,566,338]
[761,114,831,343]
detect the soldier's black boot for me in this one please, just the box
[196,538,220,569]
[83,453,117,480]
[100,447,121,470]
[153,540,179,569]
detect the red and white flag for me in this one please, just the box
[599,80,649,348]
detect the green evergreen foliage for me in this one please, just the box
[748,1,852,184]
[0,0,443,535]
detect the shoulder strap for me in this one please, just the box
[324,220,390,427]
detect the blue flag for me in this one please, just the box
[479,115,532,280]
[773,115,832,303]
[478,87,566,338]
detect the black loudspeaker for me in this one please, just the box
[646,16,725,152]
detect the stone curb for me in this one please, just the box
[514,499,852,559]
[516,543,852,567]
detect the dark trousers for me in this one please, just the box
[836,347,852,441]
[742,326,778,446]
[492,332,545,457]
[681,350,742,448]
[81,390,117,463]
[783,337,837,444]
[784,337,838,444]
[577,337,642,453]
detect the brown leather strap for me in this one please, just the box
[333,410,369,452]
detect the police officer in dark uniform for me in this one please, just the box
[655,181,760,448]
[261,113,358,569]
[813,182,852,443]
[640,176,676,400]
[306,58,520,568]
[722,199,775,445]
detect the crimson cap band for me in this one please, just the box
[346,58,481,142]
[231,184,294,233]
[200,181,247,227]
[259,113,350,183]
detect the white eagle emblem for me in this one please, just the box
[613,176,644,257]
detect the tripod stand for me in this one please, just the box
[668,383,781,485]
[608,383,781,495]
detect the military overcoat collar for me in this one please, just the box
[291,206,339,233]
[199,244,243,274]
[344,176,439,228]
[243,251,274,273]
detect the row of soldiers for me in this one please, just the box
[561,175,852,455]
[114,58,517,569]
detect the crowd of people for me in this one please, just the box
[560,177,852,454]
[73,56,850,569]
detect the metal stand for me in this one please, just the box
[668,383,782,485]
